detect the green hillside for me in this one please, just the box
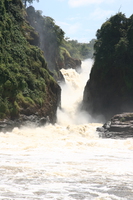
[0,0,60,122]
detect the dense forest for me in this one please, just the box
[83,12,133,120]
[62,38,95,60]
[0,0,61,122]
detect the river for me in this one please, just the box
[0,60,133,200]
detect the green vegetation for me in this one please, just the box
[26,6,95,76]
[59,46,70,62]
[0,0,95,120]
[26,6,65,74]
[93,12,133,93]
[0,0,59,120]
[62,38,95,60]
[22,0,39,7]
[84,12,133,119]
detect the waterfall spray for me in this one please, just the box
[57,59,93,125]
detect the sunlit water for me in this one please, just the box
[0,60,133,200]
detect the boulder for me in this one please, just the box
[0,115,50,133]
[97,113,133,138]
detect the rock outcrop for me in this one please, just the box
[97,113,133,138]
[0,115,51,133]
[82,13,133,121]
[58,51,81,72]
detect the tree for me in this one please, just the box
[94,12,127,63]
[22,0,39,7]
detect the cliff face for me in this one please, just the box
[82,13,133,121]
[57,47,81,72]
[82,71,122,121]
[82,57,133,121]
[0,0,61,124]
[26,6,81,81]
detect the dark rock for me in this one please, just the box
[0,120,20,133]
[97,112,133,138]
[38,117,49,126]
[61,54,81,72]
[0,114,51,133]
[57,51,82,77]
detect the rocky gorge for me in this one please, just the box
[2,1,133,140]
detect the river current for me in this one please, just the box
[0,60,133,200]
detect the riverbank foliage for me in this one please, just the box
[0,0,59,120]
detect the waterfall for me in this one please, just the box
[57,59,93,125]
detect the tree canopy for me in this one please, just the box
[93,12,133,87]
[62,39,95,60]
[22,0,39,7]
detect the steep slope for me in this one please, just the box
[82,13,133,121]
[0,0,61,123]
[26,6,81,80]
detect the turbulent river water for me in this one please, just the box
[0,60,133,200]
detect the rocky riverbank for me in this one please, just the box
[97,113,133,138]
[0,114,51,133]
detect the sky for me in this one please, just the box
[32,0,133,43]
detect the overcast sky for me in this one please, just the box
[32,0,133,43]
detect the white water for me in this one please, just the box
[0,59,133,200]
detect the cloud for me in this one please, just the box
[68,0,114,7]
[89,8,114,20]
[56,21,81,35]
[67,22,81,34]
[56,21,70,26]
[67,16,81,21]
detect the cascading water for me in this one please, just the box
[57,59,94,125]
[0,59,133,200]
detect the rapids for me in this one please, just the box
[0,59,133,200]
